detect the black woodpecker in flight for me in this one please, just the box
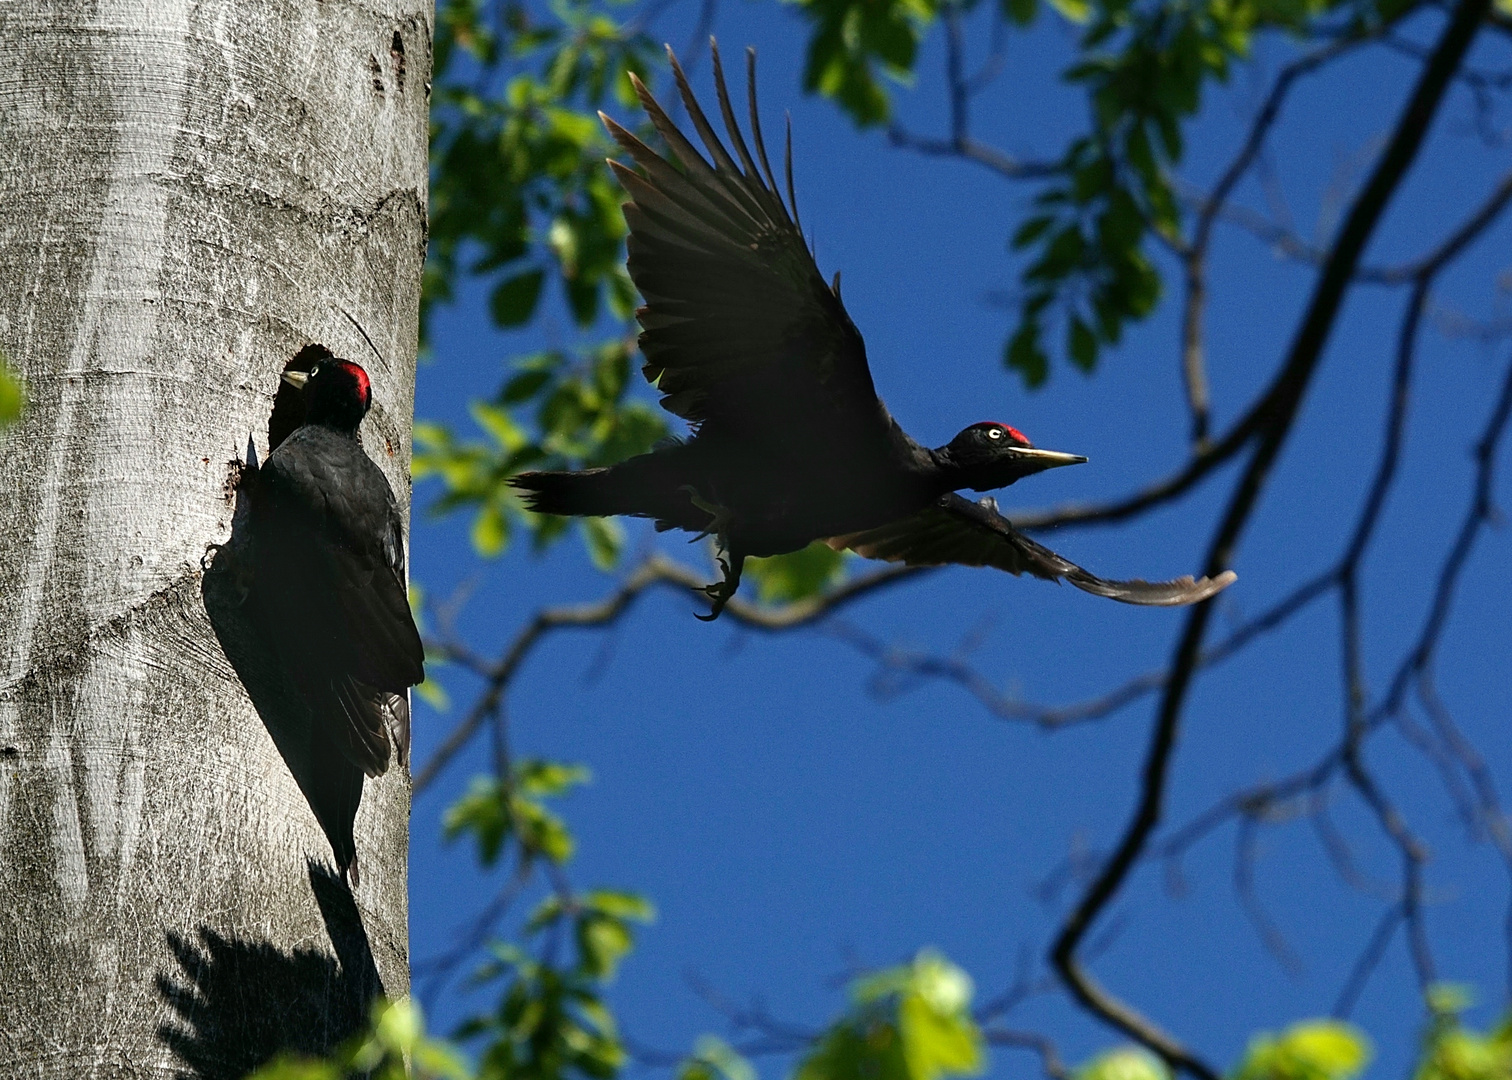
[511,43,1235,620]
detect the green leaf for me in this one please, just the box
[416,676,451,711]
[578,912,634,979]
[680,1037,757,1080]
[1236,1020,1371,1080]
[501,368,554,405]
[1003,0,1038,24]
[516,759,590,797]
[1078,1047,1169,1080]
[471,501,510,557]
[582,516,624,570]
[802,950,983,1080]
[584,889,656,922]
[443,776,514,865]
[1006,322,1048,389]
[1428,984,1476,1017]
[1011,215,1055,250]
[471,401,528,452]
[490,268,547,327]
[745,542,848,604]
[1068,315,1098,372]
[1046,0,1090,22]
[0,358,22,429]
[242,1059,343,1080]
[898,986,982,1080]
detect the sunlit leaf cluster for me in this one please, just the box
[428,0,657,338]
[1232,1020,1370,1080]
[792,0,941,126]
[745,542,850,604]
[796,950,985,1080]
[1006,0,1393,385]
[244,999,469,1080]
[444,758,591,867]
[460,890,653,1080]
[413,340,666,564]
[1414,985,1512,1080]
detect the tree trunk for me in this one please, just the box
[0,1,430,1074]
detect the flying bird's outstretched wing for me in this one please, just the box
[603,42,885,441]
[827,493,1236,606]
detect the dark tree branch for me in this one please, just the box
[1234,815,1306,976]
[1190,166,1512,286]
[1048,0,1491,1069]
[1180,35,1373,447]
[416,557,922,793]
[1150,347,1512,1010]
[984,1029,1073,1080]
[1332,903,1404,1018]
[886,1,1057,180]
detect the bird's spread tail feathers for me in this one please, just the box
[512,454,701,529]
[511,467,629,517]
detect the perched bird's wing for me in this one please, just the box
[827,494,1236,606]
[254,429,424,775]
[604,43,884,440]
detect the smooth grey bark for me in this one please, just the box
[0,1,430,1075]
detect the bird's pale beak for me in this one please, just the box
[281,370,310,390]
[1011,447,1088,470]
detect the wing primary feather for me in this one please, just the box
[785,113,802,236]
[667,46,745,180]
[603,117,757,234]
[828,495,1237,608]
[628,71,720,187]
[709,39,763,183]
[615,167,738,250]
[746,47,784,209]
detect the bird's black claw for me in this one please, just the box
[695,559,736,620]
[695,588,732,621]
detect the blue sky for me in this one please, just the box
[408,5,1512,1076]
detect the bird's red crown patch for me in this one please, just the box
[973,421,1031,446]
[338,360,372,408]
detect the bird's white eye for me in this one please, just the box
[310,364,321,376]
[987,428,1002,440]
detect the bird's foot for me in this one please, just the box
[679,485,733,544]
[694,554,745,622]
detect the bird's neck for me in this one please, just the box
[926,445,973,494]
[304,416,363,439]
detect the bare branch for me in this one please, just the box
[1234,816,1306,976]
[984,1029,1073,1080]
[416,556,923,793]
[886,1,1056,181]
[1181,34,1374,446]
[1049,0,1491,1068]
[1332,903,1404,1018]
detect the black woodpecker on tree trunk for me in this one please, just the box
[242,354,424,884]
[511,43,1236,620]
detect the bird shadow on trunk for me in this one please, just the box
[156,862,385,1079]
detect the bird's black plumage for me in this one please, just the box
[245,356,424,882]
[512,43,1235,617]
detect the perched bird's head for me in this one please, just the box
[282,358,373,432]
[940,421,1087,491]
